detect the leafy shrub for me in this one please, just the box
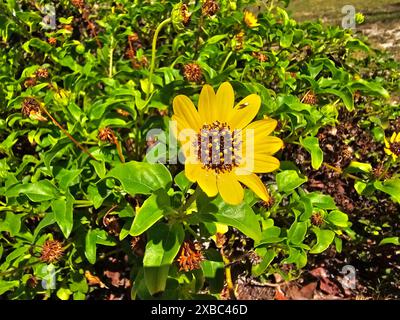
[0,0,399,299]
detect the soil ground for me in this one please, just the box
[287,0,400,60]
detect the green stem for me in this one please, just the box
[146,17,172,100]
[108,36,114,78]
[219,51,233,73]
[180,186,202,214]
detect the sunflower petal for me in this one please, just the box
[384,148,393,156]
[236,172,269,202]
[197,170,218,197]
[229,94,261,129]
[244,118,278,136]
[384,137,390,148]
[185,163,202,182]
[173,95,201,130]
[215,82,234,121]
[396,133,400,142]
[217,173,244,205]
[241,155,280,173]
[198,84,216,124]
[243,136,283,155]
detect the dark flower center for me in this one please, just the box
[390,142,400,156]
[195,121,242,173]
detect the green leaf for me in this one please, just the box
[200,248,224,293]
[283,247,307,268]
[52,191,74,238]
[130,190,170,236]
[206,34,227,44]
[174,171,192,192]
[55,169,82,190]
[106,161,172,195]
[310,229,335,254]
[326,210,349,227]
[276,170,307,193]
[300,137,323,170]
[373,179,400,203]
[379,237,399,246]
[143,223,184,295]
[305,192,337,209]
[85,230,97,264]
[6,180,58,202]
[287,221,308,245]
[0,280,19,295]
[198,194,262,242]
[0,212,21,237]
[23,38,52,53]
[33,212,56,240]
[252,248,276,277]
[280,30,294,48]
[345,161,372,174]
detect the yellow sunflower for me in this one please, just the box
[384,132,400,160]
[172,82,283,205]
[244,11,259,28]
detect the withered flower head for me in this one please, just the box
[260,195,275,208]
[40,240,64,264]
[302,91,318,105]
[176,241,204,272]
[181,4,191,25]
[71,0,85,9]
[24,78,37,88]
[202,0,219,16]
[130,236,144,257]
[36,68,49,79]
[172,3,191,31]
[125,48,136,59]
[27,275,38,288]
[252,51,268,62]
[128,33,139,43]
[48,37,57,45]
[63,24,73,32]
[311,212,324,226]
[22,97,40,116]
[248,251,262,265]
[234,31,245,50]
[98,127,117,144]
[183,63,202,83]
[214,232,227,248]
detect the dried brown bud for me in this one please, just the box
[98,127,117,144]
[202,0,219,16]
[48,37,57,45]
[40,240,64,264]
[183,63,202,83]
[252,51,268,62]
